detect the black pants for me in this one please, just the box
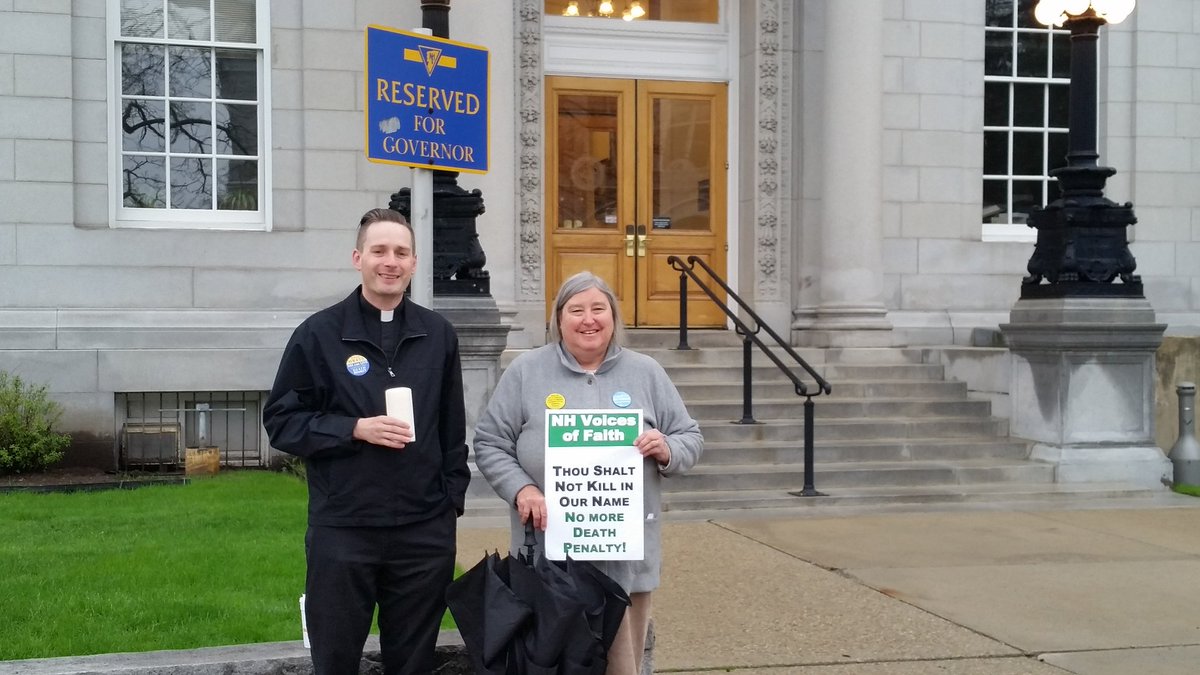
[304,509,457,675]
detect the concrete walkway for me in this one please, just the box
[459,498,1200,674]
[6,496,1200,674]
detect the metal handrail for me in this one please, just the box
[667,254,831,496]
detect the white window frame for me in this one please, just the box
[982,1,1070,242]
[106,0,272,231]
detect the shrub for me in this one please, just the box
[277,455,307,482]
[0,372,70,475]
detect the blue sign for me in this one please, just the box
[364,25,489,174]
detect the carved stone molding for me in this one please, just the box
[516,0,544,300]
[755,0,789,299]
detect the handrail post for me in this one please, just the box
[737,332,756,424]
[798,396,821,496]
[675,268,691,350]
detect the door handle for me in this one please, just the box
[636,224,649,257]
[625,225,635,257]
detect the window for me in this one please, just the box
[982,0,1071,240]
[546,0,718,23]
[110,0,270,229]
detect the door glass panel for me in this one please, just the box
[556,94,619,230]
[651,96,711,232]
[546,0,717,23]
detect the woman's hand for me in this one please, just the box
[634,429,671,466]
[515,484,548,531]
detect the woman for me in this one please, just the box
[473,271,704,675]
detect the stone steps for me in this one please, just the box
[686,397,993,420]
[697,438,1032,464]
[467,330,1167,518]
[658,482,1180,515]
[697,416,1010,442]
[676,379,969,400]
[673,458,1056,491]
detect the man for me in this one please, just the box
[263,208,470,675]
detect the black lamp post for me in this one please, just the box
[389,0,492,296]
[1022,0,1140,298]
[420,0,450,38]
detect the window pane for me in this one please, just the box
[982,0,1076,230]
[652,96,712,232]
[1016,31,1049,77]
[121,43,165,96]
[985,0,1013,27]
[1012,132,1044,176]
[984,82,1009,127]
[169,46,212,98]
[983,179,1008,222]
[1051,32,1071,78]
[1048,132,1068,170]
[984,31,1013,77]
[556,93,619,229]
[122,99,166,152]
[215,49,256,100]
[1014,0,1038,28]
[171,157,213,209]
[217,159,258,210]
[1048,84,1069,127]
[1012,179,1042,217]
[170,101,212,154]
[983,131,1009,176]
[169,0,212,41]
[121,0,163,38]
[124,155,166,208]
[215,0,257,43]
[1012,83,1044,127]
[115,1,264,221]
[216,103,256,155]
[545,0,717,22]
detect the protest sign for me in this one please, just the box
[544,409,644,561]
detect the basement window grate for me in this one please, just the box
[116,391,268,470]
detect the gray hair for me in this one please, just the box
[548,271,625,348]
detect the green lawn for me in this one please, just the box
[1174,483,1200,497]
[0,471,454,661]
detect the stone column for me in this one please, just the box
[1001,297,1170,487]
[433,298,511,449]
[799,0,892,347]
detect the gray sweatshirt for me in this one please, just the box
[473,342,704,593]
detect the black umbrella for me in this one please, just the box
[447,524,631,675]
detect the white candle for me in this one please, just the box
[385,386,415,441]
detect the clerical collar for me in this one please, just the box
[357,292,403,322]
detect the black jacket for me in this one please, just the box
[263,288,470,526]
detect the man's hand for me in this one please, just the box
[515,484,548,531]
[353,416,413,449]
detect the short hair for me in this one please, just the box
[548,271,625,348]
[356,208,414,250]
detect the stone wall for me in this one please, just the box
[1156,336,1200,453]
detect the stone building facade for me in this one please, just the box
[0,0,1196,466]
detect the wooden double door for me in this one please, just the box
[545,77,728,327]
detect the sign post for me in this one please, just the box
[364,25,489,306]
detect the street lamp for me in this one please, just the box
[1021,0,1140,298]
